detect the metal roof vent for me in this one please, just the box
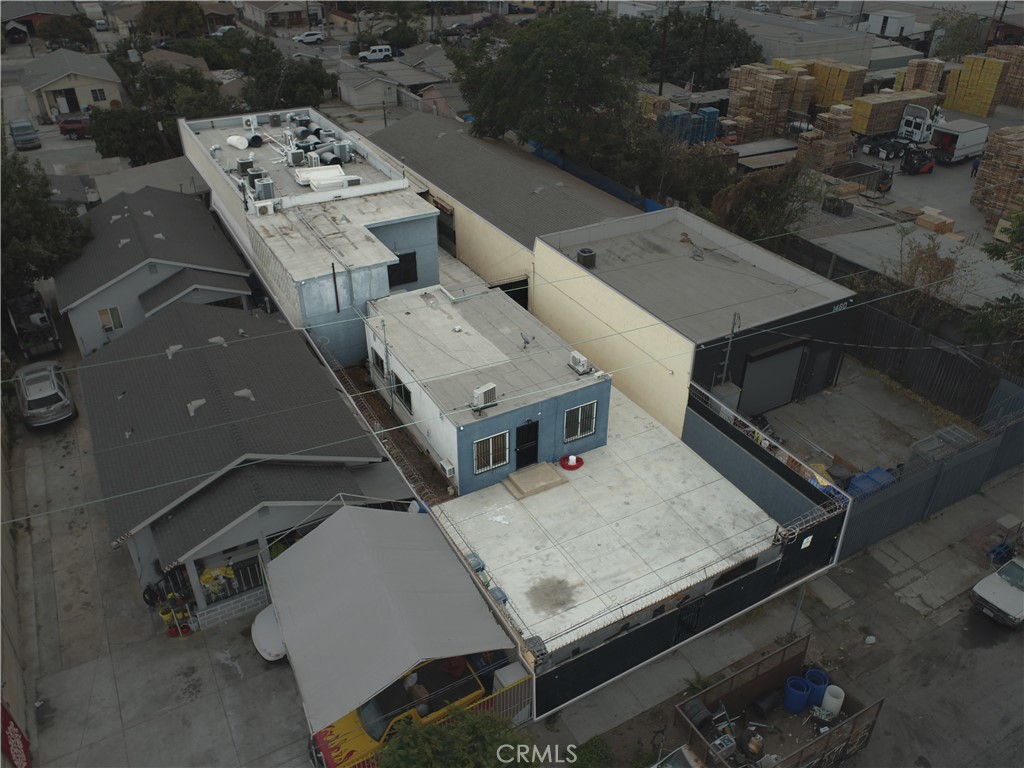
[234,389,255,402]
[165,344,183,359]
[577,247,596,269]
[187,399,207,417]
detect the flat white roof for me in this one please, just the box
[183,109,437,280]
[435,388,776,650]
[367,285,604,426]
[540,208,854,344]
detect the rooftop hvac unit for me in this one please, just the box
[286,149,305,167]
[577,247,596,269]
[334,140,353,162]
[255,200,274,217]
[307,122,322,138]
[317,148,342,165]
[255,177,275,200]
[236,158,254,175]
[296,117,312,128]
[269,113,282,127]
[241,114,259,131]
[440,459,455,478]
[247,168,265,190]
[292,126,310,140]
[320,128,336,141]
[472,382,498,410]
[569,351,592,375]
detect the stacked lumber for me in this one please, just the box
[901,58,945,93]
[733,115,756,144]
[728,63,798,142]
[970,126,1024,229]
[987,46,1024,107]
[791,75,816,113]
[639,92,671,117]
[754,71,795,136]
[850,90,937,136]
[944,55,1006,116]
[808,60,867,107]
[916,213,955,234]
[797,103,857,170]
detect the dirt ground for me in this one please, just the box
[338,364,453,506]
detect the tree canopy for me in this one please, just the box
[1,145,92,300]
[711,161,815,246]
[449,7,649,157]
[661,10,763,90]
[137,1,206,40]
[376,708,532,768]
[931,6,986,62]
[37,13,94,49]
[982,209,1023,272]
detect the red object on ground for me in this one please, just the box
[559,455,585,471]
[2,704,31,768]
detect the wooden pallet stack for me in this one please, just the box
[754,71,796,136]
[849,90,937,136]
[797,104,856,169]
[986,45,1024,107]
[900,58,945,93]
[808,60,867,107]
[970,126,1024,230]
[768,59,817,114]
[944,55,1006,116]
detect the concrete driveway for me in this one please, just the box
[9,329,310,767]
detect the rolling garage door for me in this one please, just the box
[737,340,806,416]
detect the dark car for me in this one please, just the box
[57,114,90,140]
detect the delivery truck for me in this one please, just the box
[858,103,936,159]
[930,119,989,164]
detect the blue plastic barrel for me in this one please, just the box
[805,668,830,707]
[784,675,811,714]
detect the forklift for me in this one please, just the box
[876,164,894,193]
[899,146,936,175]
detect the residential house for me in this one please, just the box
[79,302,417,626]
[365,283,611,495]
[142,48,211,74]
[93,156,211,202]
[198,1,237,32]
[178,108,440,366]
[107,2,144,38]
[1,1,79,37]
[336,67,401,110]
[238,1,323,30]
[54,187,251,356]
[21,48,123,119]
[266,507,520,756]
[416,81,469,120]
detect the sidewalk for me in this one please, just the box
[527,465,1024,763]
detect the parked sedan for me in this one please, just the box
[14,362,76,428]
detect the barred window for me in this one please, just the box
[564,401,597,442]
[473,431,509,474]
[372,348,385,374]
[392,372,412,414]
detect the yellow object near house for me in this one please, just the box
[312,657,486,768]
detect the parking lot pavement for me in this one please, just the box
[8,335,310,767]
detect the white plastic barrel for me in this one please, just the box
[822,685,845,716]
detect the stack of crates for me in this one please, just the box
[900,58,945,93]
[697,107,719,143]
[986,45,1024,108]
[944,55,1006,116]
[849,90,936,136]
[684,114,705,145]
[657,109,691,142]
[808,60,867,107]
[970,126,1024,229]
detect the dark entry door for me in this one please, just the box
[515,420,539,469]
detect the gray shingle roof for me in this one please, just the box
[22,49,121,93]
[93,156,210,202]
[369,112,638,249]
[1,2,78,22]
[138,268,251,314]
[55,187,249,310]
[149,460,412,570]
[77,303,391,545]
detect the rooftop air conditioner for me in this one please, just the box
[569,351,592,375]
[255,201,274,217]
[286,149,305,167]
[242,114,259,130]
[472,382,498,410]
[440,459,455,478]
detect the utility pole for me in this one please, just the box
[657,3,669,96]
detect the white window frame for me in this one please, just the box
[91,88,107,102]
[99,306,123,332]
[564,400,597,443]
[473,431,509,474]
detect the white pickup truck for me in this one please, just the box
[970,554,1024,626]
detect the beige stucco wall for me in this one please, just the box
[31,74,122,119]
[449,198,533,286]
[532,239,694,437]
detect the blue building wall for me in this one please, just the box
[299,213,439,366]
[455,377,612,495]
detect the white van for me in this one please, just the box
[95,18,108,31]
[358,45,393,63]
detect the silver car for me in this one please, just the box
[15,361,76,428]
